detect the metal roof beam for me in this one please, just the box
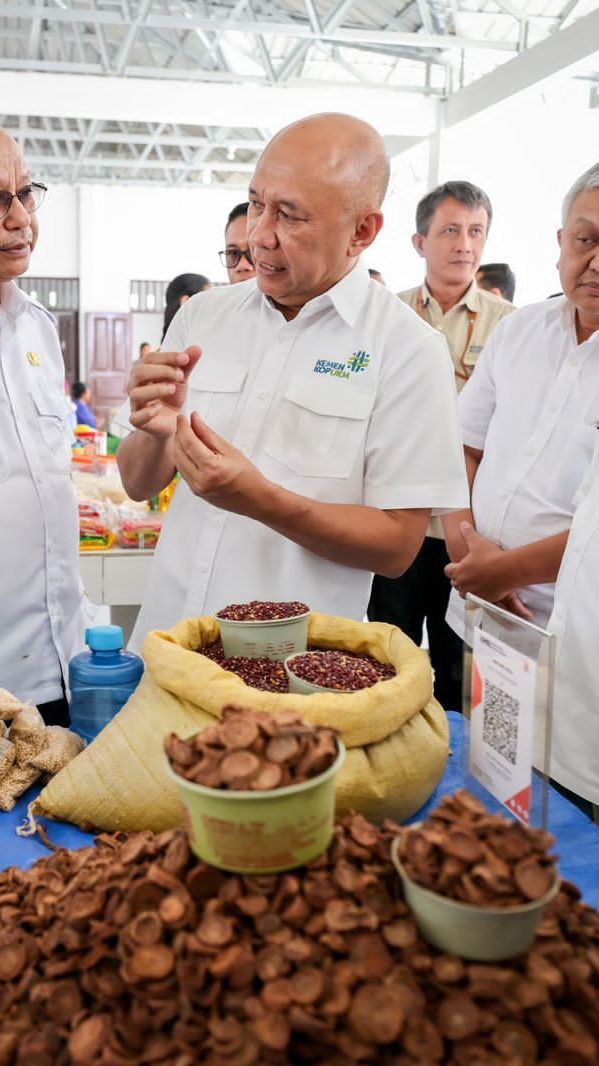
[444,5,599,128]
[0,4,517,51]
[25,152,256,173]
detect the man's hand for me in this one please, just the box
[445,522,524,605]
[128,346,202,439]
[174,411,271,515]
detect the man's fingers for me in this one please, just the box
[459,521,477,547]
[130,382,177,408]
[181,346,202,378]
[190,411,223,454]
[133,363,185,386]
[445,562,458,579]
[498,592,533,621]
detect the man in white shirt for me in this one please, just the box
[369,181,513,711]
[116,113,468,652]
[444,162,599,630]
[0,129,83,723]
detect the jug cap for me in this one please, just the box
[85,625,124,651]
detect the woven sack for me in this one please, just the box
[36,613,449,831]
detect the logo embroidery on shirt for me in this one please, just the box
[26,351,41,365]
[313,350,371,379]
[469,345,483,355]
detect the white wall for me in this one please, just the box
[29,183,79,277]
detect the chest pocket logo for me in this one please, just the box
[263,373,375,479]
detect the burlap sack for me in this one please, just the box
[36,613,449,831]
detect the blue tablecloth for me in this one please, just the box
[1,712,598,908]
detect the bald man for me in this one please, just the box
[0,129,83,723]
[116,113,467,649]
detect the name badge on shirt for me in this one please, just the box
[469,345,483,355]
[27,351,41,366]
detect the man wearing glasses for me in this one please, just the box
[219,202,256,285]
[0,129,83,725]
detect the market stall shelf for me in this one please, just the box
[79,547,154,643]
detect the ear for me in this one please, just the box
[557,227,563,248]
[348,210,384,256]
[412,232,426,258]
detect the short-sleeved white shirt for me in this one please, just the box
[548,427,599,804]
[447,296,599,635]
[115,262,468,652]
[0,281,83,704]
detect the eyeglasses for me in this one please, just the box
[0,182,47,222]
[218,247,253,269]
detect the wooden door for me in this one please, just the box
[86,312,132,428]
[55,311,79,384]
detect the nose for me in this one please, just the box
[249,207,277,249]
[5,195,31,228]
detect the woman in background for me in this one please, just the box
[162,273,211,342]
[71,380,97,428]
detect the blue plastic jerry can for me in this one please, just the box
[68,625,144,742]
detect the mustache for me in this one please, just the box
[0,231,32,250]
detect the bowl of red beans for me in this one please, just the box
[215,600,311,662]
[284,649,396,695]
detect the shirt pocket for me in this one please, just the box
[187,362,247,439]
[30,383,73,473]
[263,373,375,479]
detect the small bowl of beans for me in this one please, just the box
[216,601,310,662]
[164,706,345,874]
[284,649,394,695]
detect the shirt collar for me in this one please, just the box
[422,278,480,313]
[0,280,28,318]
[257,260,369,328]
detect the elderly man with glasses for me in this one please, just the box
[219,202,256,284]
[0,128,83,725]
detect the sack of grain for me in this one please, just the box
[36,613,449,832]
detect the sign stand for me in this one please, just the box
[462,594,556,831]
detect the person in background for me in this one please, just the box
[368,268,386,286]
[139,341,151,360]
[0,128,83,725]
[442,163,599,819]
[368,180,514,711]
[476,262,516,303]
[220,202,256,284]
[71,380,97,428]
[116,112,468,652]
[162,273,211,342]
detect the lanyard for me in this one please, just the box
[416,293,478,382]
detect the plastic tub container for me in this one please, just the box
[284,651,354,695]
[69,625,144,743]
[390,835,560,961]
[217,609,310,661]
[167,737,345,874]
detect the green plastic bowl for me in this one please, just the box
[217,610,310,661]
[284,651,355,695]
[390,835,560,961]
[167,738,345,874]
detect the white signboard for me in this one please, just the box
[470,626,537,825]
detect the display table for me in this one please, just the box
[79,547,154,642]
[2,712,598,908]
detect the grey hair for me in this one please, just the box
[415,180,492,236]
[562,162,599,224]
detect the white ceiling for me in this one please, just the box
[1,0,598,187]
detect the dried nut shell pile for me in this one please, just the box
[1,811,598,1065]
[216,601,310,621]
[287,651,395,691]
[398,789,558,906]
[165,707,339,791]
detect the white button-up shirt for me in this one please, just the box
[548,425,599,804]
[116,262,468,652]
[0,281,83,704]
[447,296,599,635]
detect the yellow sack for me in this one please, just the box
[36,613,448,831]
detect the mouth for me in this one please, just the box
[255,261,285,275]
[0,242,29,255]
[581,281,599,294]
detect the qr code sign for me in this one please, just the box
[482,680,519,765]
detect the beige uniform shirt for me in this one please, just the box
[399,280,514,393]
[399,280,514,536]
